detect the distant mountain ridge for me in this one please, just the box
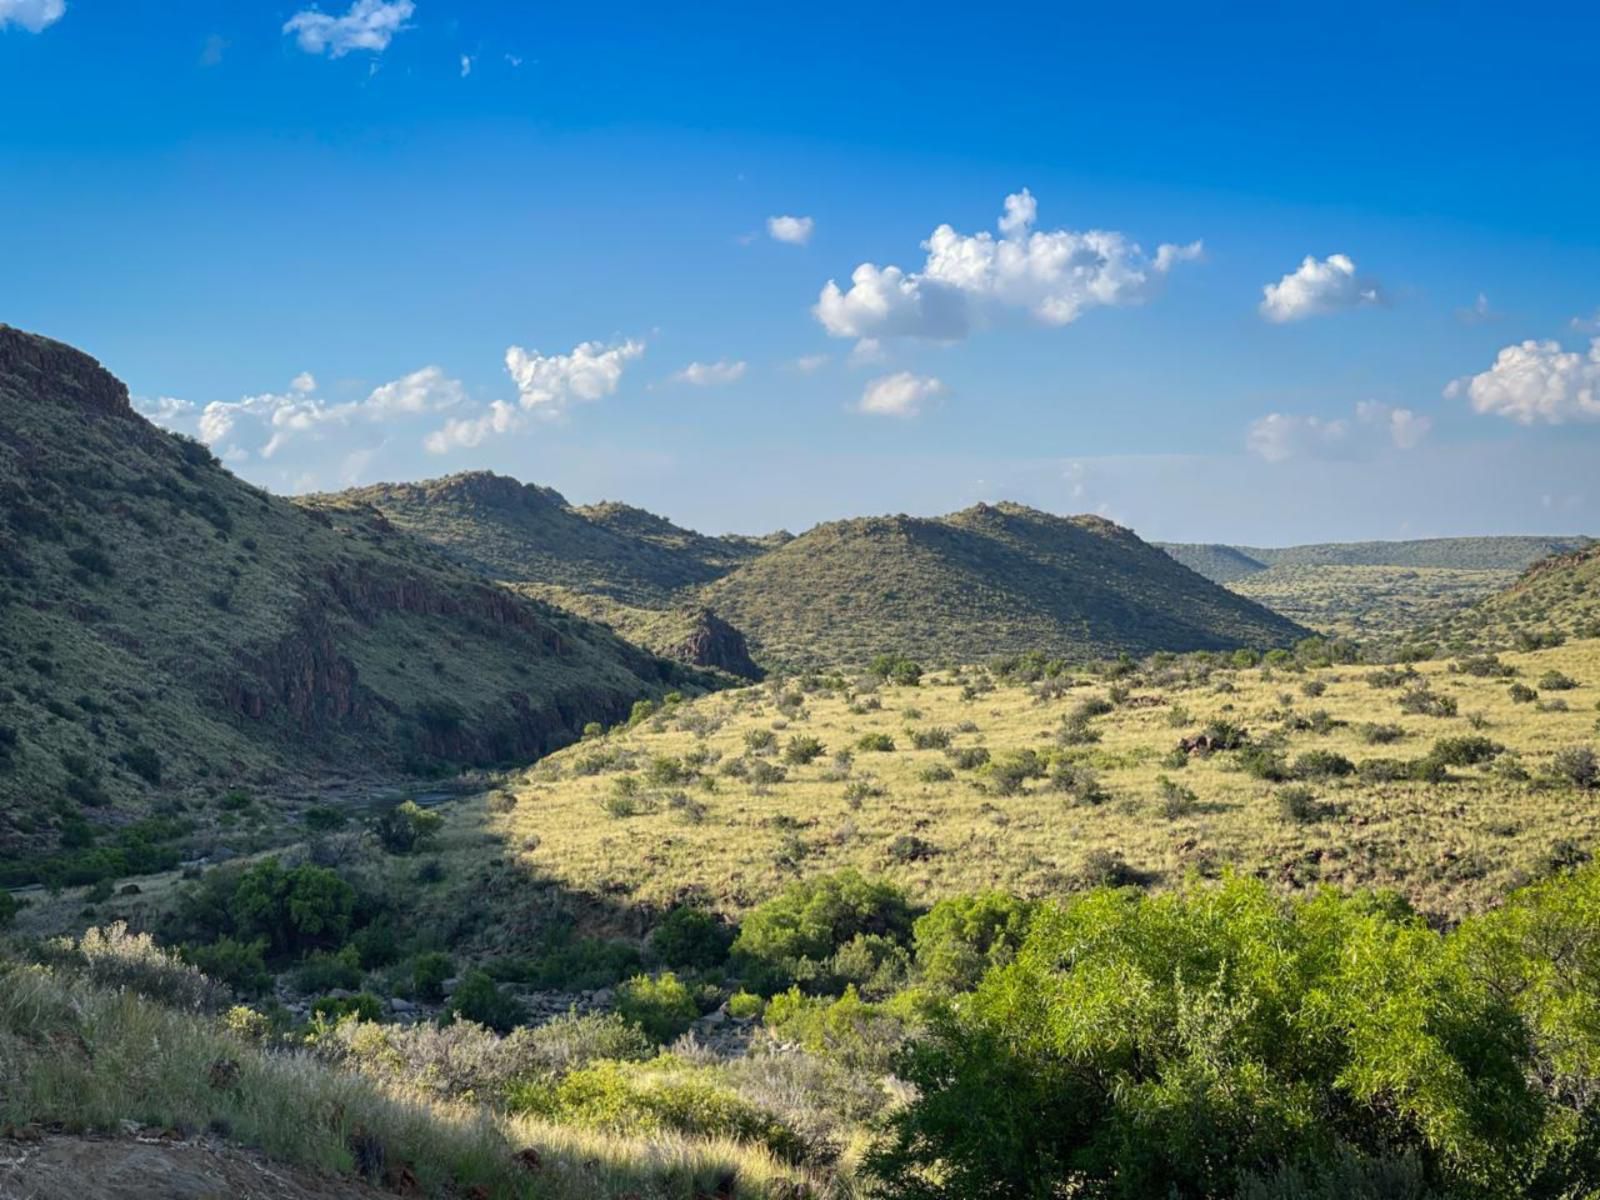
[340,475,1310,673]
[1158,535,1597,641]
[1161,535,1595,582]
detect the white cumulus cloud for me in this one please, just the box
[1247,400,1430,462]
[1445,336,1600,425]
[505,338,644,414]
[857,371,942,418]
[673,359,747,386]
[0,0,64,32]
[1259,253,1383,323]
[787,354,830,373]
[423,338,644,452]
[767,215,814,245]
[815,189,1201,348]
[284,0,414,57]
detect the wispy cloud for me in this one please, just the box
[1246,400,1430,462]
[0,0,64,33]
[283,0,414,58]
[858,371,942,418]
[673,359,747,386]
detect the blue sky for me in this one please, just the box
[2,1,1598,542]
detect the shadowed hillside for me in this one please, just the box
[699,502,1308,669]
[0,327,700,867]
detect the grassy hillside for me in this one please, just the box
[333,473,771,608]
[480,638,1600,922]
[1154,542,1269,582]
[698,503,1308,670]
[1426,543,1600,649]
[0,327,697,875]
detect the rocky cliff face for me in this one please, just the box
[669,609,763,679]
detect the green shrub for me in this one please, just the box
[909,727,953,750]
[615,971,698,1044]
[1430,736,1503,767]
[1360,722,1406,745]
[1290,750,1355,781]
[511,1059,801,1159]
[1509,682,1539,705]
[121,743,163,785]
[1551,746,1599,790]
[856,733,896,753]
[222,858,356,957]
[373,800,443,855]
[947,746,991,771]
[1399,688,1457,718]
[446,970,524,1034]
[782,735,825,765]
[293,945,363,993]
[732,869,913,993]
[1277,785,1325,823]
[649,907,731,970]
[727,990,764,1020]
[913,892,1034,992]
[918,762,956,783]
[412,951,453,1002]
[1155,776,1198,819]
[763,984,909,1074]
[311,992,383,1024]
[868,655,923,686]
[1238,747,1290,782]
[1538,671,1579,692]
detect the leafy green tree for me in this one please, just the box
[914,892,1035,993]
[733,869,913,993]
[227,858,354,956]
[868,876,1548,1200]
[373,799,443,855]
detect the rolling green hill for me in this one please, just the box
[1426,543,1600,648]
[698,503,1308,669]
[347,478,1308,673]
[1241,536,1594,571]
[1156,542,1269,583]
[0,326,699,867]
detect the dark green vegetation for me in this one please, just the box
[870,867,1600,1200]
[694,504,1307,670]
[341,478,1308,675]
[1163,536,1596,576]
[1160,536,1595,640]
[0,326,701,874]
[1427,544,1600,650]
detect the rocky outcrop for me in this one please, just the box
[669,608,762,679]
[0,325,131,417]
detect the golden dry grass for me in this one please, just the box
[483,641,1600,922]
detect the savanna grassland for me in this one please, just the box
[486,640,1600,922]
